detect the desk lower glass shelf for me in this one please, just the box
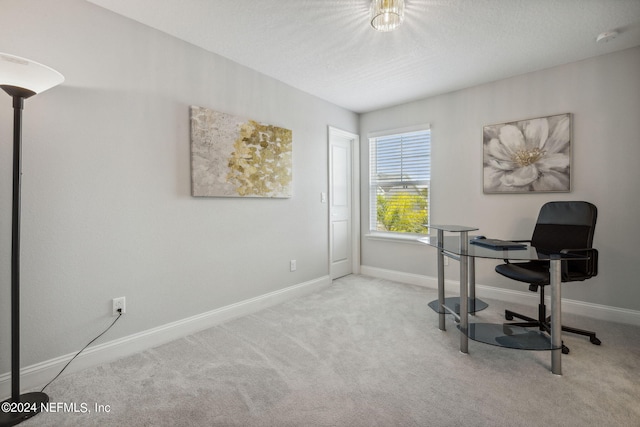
[459,323,561,350]
[428,297,488,314]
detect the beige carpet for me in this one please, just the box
[23,275,640,426]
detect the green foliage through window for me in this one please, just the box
[376,189,428,234]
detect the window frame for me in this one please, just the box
[368,124,431,240]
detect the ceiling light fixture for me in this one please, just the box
[370,0,405,32]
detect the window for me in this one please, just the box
[369,127,431,236]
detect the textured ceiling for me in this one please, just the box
[88,0,640,113]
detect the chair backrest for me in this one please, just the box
[531,201,598,280]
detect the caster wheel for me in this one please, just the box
[562,345,570,354]
[590,337,601,345]
[505,313,514,321]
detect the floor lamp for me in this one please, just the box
[0,53,64,427]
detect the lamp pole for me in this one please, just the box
[11,91,26,403]
[1,85,49,427]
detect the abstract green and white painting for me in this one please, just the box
[190,106,292,198]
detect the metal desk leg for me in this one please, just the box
[550,255,562,375]
[469,256,476,313]
[437,229,446,331]
[459,231,469,354]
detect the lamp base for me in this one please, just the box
[0,392,49,427]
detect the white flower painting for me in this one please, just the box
[483,113,571,193]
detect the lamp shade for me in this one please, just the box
[0,52,64,96]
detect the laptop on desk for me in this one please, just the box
[469,238,527,250]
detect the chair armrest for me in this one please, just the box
[560,248,598,278]
[560,247,594,254]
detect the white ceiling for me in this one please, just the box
[87,0,640,113]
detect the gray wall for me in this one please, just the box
[0,0,358,371]
[360,47,640,312]
[2,0,639,379]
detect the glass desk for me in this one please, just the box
[418,225,589,375]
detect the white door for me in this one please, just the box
[329,127,359,279]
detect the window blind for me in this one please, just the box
[370,129,431,234]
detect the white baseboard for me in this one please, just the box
[360,265,640,326]
[0,275,332,400]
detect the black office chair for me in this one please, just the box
[495,201,600,354]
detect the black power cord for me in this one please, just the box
[40,309,123,393]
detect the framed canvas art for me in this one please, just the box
[483,113,571,193]
[190,106,292,198]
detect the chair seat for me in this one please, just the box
[495,262,549,285]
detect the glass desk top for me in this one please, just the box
[429,224,479,233]
[417,235,589,262]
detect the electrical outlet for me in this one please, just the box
[112,297,126,316]
[290,260,297,272]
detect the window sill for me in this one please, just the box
[365,232,426,245]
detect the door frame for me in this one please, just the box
[328,126,360,278]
